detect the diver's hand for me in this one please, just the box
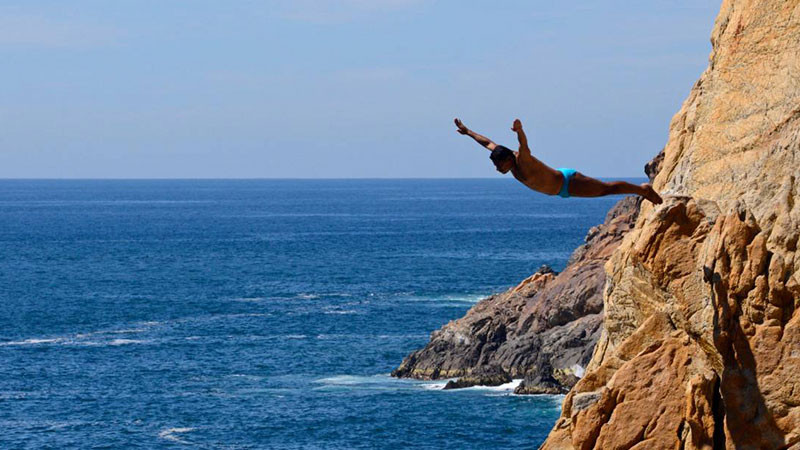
[511,119,523,132]
[454,118,469,135]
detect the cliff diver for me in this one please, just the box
[454,118,663,204]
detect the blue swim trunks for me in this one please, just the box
[557,168,577,198]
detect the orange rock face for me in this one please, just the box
[542,0,800,448]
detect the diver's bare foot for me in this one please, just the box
[641,183,663,204]
[454,118,469,135]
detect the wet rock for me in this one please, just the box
[441,365,511,390]
[514,362,574,395]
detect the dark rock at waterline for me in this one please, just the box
[442,365,511,390]
[514,377,562,395]
[513,362,577,395]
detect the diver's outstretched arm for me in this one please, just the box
[454,118,497,151]
[511,119,530,156]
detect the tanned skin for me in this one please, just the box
[454,118,663,204]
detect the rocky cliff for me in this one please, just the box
[543,0,800,448]
[392,193,643,394]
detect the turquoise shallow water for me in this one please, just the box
[0,179,625,449]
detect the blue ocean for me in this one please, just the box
[0,179,623,449]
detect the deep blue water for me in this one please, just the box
[0,179,625,449]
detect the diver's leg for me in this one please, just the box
[568,172,663,204]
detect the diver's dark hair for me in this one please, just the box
[490,146,514,163]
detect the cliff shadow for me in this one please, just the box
[706,267,786,448]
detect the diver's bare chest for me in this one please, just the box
[513,167,559,194]
[513,170,540,189]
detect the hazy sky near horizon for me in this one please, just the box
[1,1,720,178]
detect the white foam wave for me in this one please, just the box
[323,309,358,315]
[69,338,152,347]
[463,379,522,392]
[432,379,523,394]
[315,375,368,385]
[0,320,167,348]
[158,427,196,444]
[108,339,146,346]
[112,328,146,334]
[420,380,451,390]
[312,374,530,396]
[314,374,460,393]
[0,391,27,400]
[231,297,267,303]
[443,294,489,304]
[0,336,151,347]
[44,422,72,431]
[401,294,488,305]
[228,374,265,381]
[0,338,64,346]
[315,334,347,340]
[75,328,147,339]
[314,374,409,390]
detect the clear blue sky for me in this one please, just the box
[1,1,720,178]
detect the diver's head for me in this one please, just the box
[490,146,515,174]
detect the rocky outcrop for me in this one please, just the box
[392,194,642,393]
[543,0,800,448]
